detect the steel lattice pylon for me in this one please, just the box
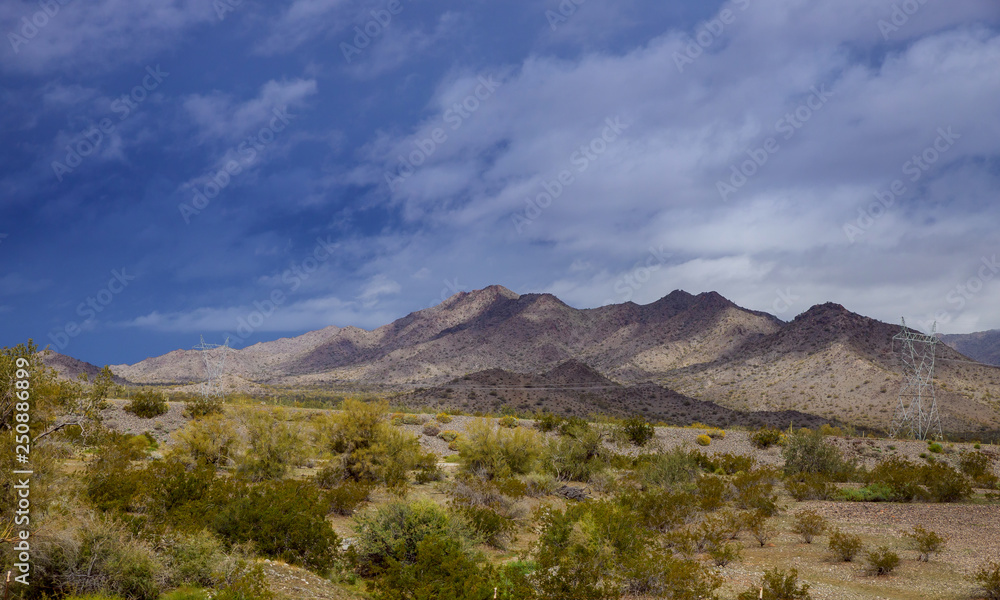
[890,318,942,440]
[194,335,230,397]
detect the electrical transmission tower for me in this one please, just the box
[890,318,942,440]
[194,335,230,397]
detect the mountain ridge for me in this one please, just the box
[104,286,1000,431]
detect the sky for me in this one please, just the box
[1,0,999,367]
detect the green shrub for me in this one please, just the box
[545,424,608,482]
[974,561,1000,600]
[792,509,826,544]
[714,452,757,475]
[750,428,783,449]
[165,530,226,588]
[865,457,926,502]
[731,468,780,515]
[785,473,836,501]
[696,475,728,511]
[436,412,453,424]
[404,413,425,425]
[927,442,943,453]
[160,588,210,600]
[636,447,702,489]
[370,533,494,600]
[84,433,148,513]
[184,394,223,418]
[533,411,563,432]
[922,462,973,502]
[907,526,945,562]
[135,458,217,528]
[352,500,472,577]
[865,546,900,576]
[737,567,811,600]
[124,389,169,418]
[324,480,372,516]
[619,488,697,533]
[839,482,896,502]
[747,511,776,548]
[453,503,517,550]
[530,501,639,599]
[414,451,443,484]
[213,555,275,600]
[439,430,460,442]
[827,529,863,562]
[696,434,711,446]
[619,416,655,447]
[447,475,525,549]
[709,542,742,567]
[558,416,592,438]
[782,429,852,479]
[959,450,998,488]
[211,479,340,573]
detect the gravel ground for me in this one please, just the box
[100,399,191,446]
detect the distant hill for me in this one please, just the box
[105,285,1000,432]
[940,330,1000,367]
[37,349,128,384]
[400,359,844,431]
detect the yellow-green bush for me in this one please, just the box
[326,399,435,489]
[498,415,519,428]
[169,413,240,467]
[234,407,305,481]
[458,419,545,479]
[696,434,711,447]
[436,412,453,424]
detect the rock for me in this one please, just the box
[556,485,588,501]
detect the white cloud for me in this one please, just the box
[183,78,318,143]
[0,0,217,74]
[336,0,1000,333]
[359,274,401,307]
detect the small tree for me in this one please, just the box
[782,429,850,479]
[620,415,655,447]
[974,561,1000,600]
[865,546,900,576]
[791,509,827,544]
[737,568,811,600]
[906,526,945,562]
[747,511,775,548]
[827,528,863,562]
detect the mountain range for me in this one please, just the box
[43,285,1000,432]
[940,330,1000,367]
